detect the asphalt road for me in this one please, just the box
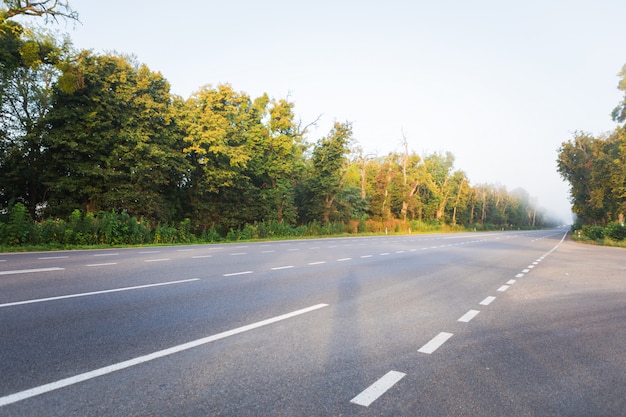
[1,228,624,416]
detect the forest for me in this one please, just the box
[1,2,558,247]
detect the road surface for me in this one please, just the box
[1,228,624,416]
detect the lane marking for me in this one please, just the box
[337,258,352,262]
[271,265,294,270]
[458,310,480,323]
[418,332,453,354]
[0,267,64,276]
[308,261,326,265]
[350,371,406,407]
[93,253,119,257]
[497,285,510,292]
[506,279,516,285]
[144,259,170,263]
[360,255,373,258]
[0,303,328,408]
[139,251,160,254]
[479,296,496,306]
[261,250,275,253]
[37,256,68,260]
[176,249,194,252]
[86,263,118,267]
[223,271,253,277]
[522,269,530,273]
[515,273,525,278]
[230,252,246,256]
[380,253,390,256]
[191,255,212,259]
[0,279,199,308]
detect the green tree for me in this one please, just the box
[182,84,276,230]
[43,51,187,221]
[612,63,626,123]
[298,121,353,224]
[557,131,625,225]
[0,25,73,216]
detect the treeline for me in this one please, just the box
[1,8,556,246]
[557,63,626,242]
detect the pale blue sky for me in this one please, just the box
[48,1,626,221]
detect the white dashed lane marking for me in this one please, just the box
[458,310,480,323]
[0,267,65,276]
[418,332,453,354]
[480,296,496,306]
[351,371,406,407]
[0,279,199,308]
[223,271,253,277]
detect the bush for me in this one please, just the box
[4,203,32,245]
[582,225,605,240]
[605,222,626,241]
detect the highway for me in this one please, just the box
[1,228,624,416]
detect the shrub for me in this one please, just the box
[605,222,626,241]
[582,225,605,240]
[4,203,32,245]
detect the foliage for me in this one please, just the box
[605,222,626,241]
[557,128,625,226]
[1,0,78,23]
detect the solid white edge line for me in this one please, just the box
[350,371,406,407]
[0,267,64,276]
[458,310,480,323]
[418,332,453,354]
[0,279,200,308]
[0,303,329,408]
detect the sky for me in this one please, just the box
[37,0,626,222]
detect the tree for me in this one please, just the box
[398,133,422,221]
[44,51,187,220]
[612,63,626,123]
[556,131,621,225]
[0,27,72,216]
[420,152,460,222]
[1,0,78,23]
[298,121,353,223]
